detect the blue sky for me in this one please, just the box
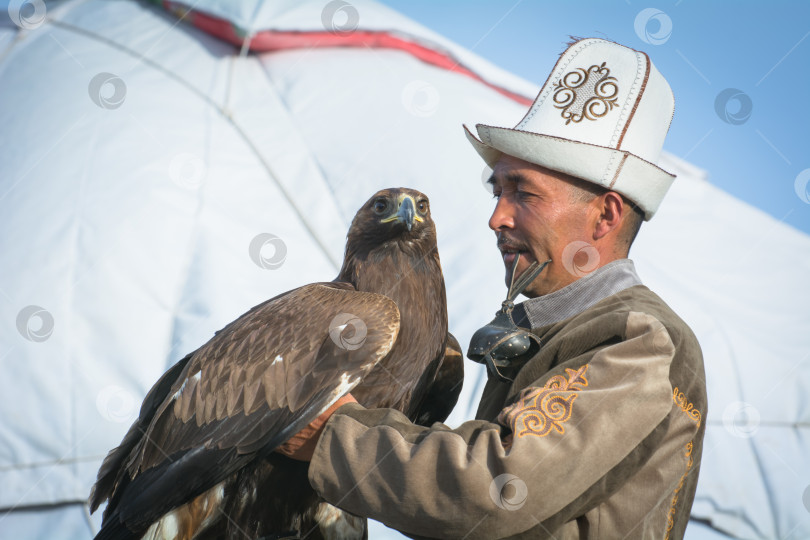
[383,0,810,235]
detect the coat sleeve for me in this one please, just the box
[308,312,678,539]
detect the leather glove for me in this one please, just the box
[276,393,357,461]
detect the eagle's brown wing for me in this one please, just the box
[90,282,399,537]
[410,332,464,426]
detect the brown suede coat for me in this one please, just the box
[309,280,706,539]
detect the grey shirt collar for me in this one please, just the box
[514,259,643,329]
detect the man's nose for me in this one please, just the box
[489,196,515,231]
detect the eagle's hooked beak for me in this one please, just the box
[398,196,415,231]
[381,194,423,231]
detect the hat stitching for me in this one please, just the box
[473,124,676,176]
[608,50,646,150]
[616,53,651,150]
[608,154,629,190]
[468,125,676,218]
[602,51,645,184]
[602,149,620,185]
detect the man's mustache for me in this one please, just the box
[496,233,529,251]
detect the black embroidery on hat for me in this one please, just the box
[553,62,619,124]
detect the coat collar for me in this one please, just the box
[514,259,642,329]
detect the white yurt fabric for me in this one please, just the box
[0,1,808,538]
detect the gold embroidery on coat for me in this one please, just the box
[673,387,702,427]
[552,62,619,124]
[499,365,589,439]
[665,388,701,539]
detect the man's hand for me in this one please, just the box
[276,394,357,461]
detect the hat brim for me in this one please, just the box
[465,124,675,220]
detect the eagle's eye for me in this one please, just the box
[417,200,428,214]
[373,199,388,214]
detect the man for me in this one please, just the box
[280,38,707,539]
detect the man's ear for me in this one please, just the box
[593,192,624,241]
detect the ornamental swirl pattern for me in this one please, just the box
[665,389,702,539]
[552,62,619,124]
[499,365,589,439]
[672,387,702,427]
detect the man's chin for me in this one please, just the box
[502,253,540,287]
[503,270,543,297]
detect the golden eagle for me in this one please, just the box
[89,188,462,540]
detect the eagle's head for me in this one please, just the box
[340,187,438,275]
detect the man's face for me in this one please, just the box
[488,154,595,298]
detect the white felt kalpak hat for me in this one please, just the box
[466,38,676,220]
